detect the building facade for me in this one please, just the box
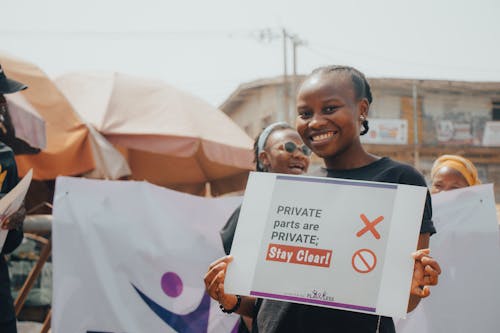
[220,76,500,199]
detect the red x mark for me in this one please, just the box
[356,214,384,239]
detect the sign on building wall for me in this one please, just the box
[436,121,474,144]
[482,121,500,146]
[361,119,408,145]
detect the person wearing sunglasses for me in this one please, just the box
[276,141,312,156]
[214,122,311,332]
[256,122,311,175]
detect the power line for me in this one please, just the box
[0,29,266,41]
[304,44,500,75]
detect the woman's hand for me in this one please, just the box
[0,205,26,230]
[204,255,239,310]
[410,249,441,298]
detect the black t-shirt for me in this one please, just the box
[254,157,436,333]
[220,205,242,255]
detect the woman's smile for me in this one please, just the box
[287,160,307,174]
[310,130,337,143]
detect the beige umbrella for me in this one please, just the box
[0,52,95,179]
[82,123,132,180]
[55,71,254,196]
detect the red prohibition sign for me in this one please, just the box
[352,248,377,273]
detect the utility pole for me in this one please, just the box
[256,28,306,124]
[412,81,420,169]
[290,33,306,123]
[282,28,289,123]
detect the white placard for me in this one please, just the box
[0,169,33,251]
[225,172,427,318]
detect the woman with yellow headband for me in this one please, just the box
[430,154,481,194]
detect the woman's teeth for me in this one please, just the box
[312,132,334,141]
[290,164,304,170]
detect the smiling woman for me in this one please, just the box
[205,66,441,333]
[255,122,311,175]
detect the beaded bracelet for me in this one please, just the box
[219,295,242,314]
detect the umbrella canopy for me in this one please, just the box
[0,52,95,179]
[55,71,254,196]
[83,124,131,180]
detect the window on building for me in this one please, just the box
[492,101,500,120]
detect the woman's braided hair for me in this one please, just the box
[311,65,372,135]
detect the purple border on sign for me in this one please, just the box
[250,291,376,312]
[276,175,397,189]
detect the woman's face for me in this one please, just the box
[430,166,470,194]
[295,72,368,163]
[260,128,310,175]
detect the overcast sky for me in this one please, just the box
[1,0,499,106]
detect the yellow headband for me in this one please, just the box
[431,155,481,186]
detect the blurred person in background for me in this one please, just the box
[430,154,481,194]
[0,64,28,333]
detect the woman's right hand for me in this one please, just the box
[204,255,239,310]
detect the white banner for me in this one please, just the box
[52,177,240,333]
[396,184,500,332]
[225,172,426,318]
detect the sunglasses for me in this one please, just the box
[274,141,312,156]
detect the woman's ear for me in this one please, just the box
[358,98,369,119]
[259,151,270,171]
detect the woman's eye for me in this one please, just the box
[323,106,338,113]
[298,110,313,119]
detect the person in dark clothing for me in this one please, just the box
[219,121,311,332]
[205,65,441,333]
[0,64,28,333]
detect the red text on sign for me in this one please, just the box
[266,243,332,268]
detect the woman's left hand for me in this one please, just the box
[410,248,441,298]
[0,205,26,230]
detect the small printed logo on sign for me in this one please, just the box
[266,243,332,268]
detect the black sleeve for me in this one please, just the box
[396,164,436,236]
[1,227,23,254]
[220,206,241,255]
[0,144,20,193]
[420,191,436,235]
[0,143,24,254]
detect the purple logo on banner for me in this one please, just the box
[132,271,239,333]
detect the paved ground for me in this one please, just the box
[17,321,49,333]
